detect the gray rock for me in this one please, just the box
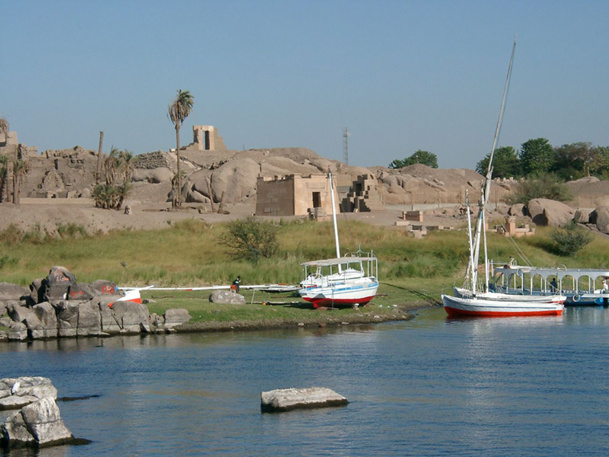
[573,208,592,224]
[1,397,74,447]
[29,278,44,305]
[111,301,150,333]
[89,279,119,297]
[8,322,27,341]
[0,377,58,410]
[76,300,102,336]
[590,206,609,234]
[33,302,58,338]
[42,266,77,302]
[261,387,349,413]
[209,290,246,305]
[54,301,80,337]
[7,303,36,324]
[67,283,95,301]
[0,282,29,303]
[98,297,121,333]
[164,308,191,328]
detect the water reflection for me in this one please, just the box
[1,308,609,456]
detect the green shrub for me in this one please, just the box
[219,217,279,263]
[505,173,573,204]
[550,222,593,256]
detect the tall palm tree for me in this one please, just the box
[0,117,8,143]
[12,157,29,205]
[0,155,8,202]
[168,89,194,208]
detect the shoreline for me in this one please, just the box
[171,302,436,334]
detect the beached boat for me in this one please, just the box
[442,39,564,317]
[299,255,379,307]
[298,171,379,308]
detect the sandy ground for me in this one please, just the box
[0,182,465,235]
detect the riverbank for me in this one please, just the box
[143,287,440,334]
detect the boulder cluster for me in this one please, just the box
[0,266,191,341]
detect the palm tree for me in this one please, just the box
[119,149,134,183]
[168,89,194,208]
[0,117,8,143]
[0,155,8,202]
[12,157,29,205]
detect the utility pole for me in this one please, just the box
[343,127,350,165]
[96,131,104,184]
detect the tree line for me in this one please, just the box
[390,139,609,182]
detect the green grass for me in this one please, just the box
[2,219,609,326]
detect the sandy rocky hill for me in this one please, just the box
[1,145,608,236]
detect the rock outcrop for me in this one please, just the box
[0,267,192,341]
[209,290,246,305]
[589,206,609,233]
[261,387,349,413]
[526,198,575,227]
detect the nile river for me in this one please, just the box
[2,306,609,456]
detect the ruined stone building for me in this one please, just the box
[0,130,37,159]
[191,126,226,151]
[256,173,384,217]
[341,174,384,212]
[255,174,338,217]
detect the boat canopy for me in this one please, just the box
[493,263,609,294]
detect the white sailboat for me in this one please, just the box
[442,38,565,317]
[298,170,379,308]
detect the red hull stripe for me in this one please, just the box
[303,296,375,307]
[444,306,563,318]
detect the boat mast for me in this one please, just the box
[465,191,476,290]
[470,36,517,293]
[328,169,341,260]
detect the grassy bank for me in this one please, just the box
[1,218,608,328]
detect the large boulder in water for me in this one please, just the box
[0,377,58,411]
[260,387,349,413]
[1,397,74,447]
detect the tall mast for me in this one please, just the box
[329,169,341,259]
[470,36,517,294]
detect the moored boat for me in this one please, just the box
[442,293,564,318]
[442,38,564,318]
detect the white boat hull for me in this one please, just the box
[299,280,379,308]
[453,287,566,303]
[442,294,564,317]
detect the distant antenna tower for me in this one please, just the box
[343,127,350,165]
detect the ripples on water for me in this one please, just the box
[2,306,609,456]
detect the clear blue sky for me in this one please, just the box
[2,0,608,170]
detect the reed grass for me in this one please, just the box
[1,219,609,307]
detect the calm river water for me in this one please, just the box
[2,306,609,456]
